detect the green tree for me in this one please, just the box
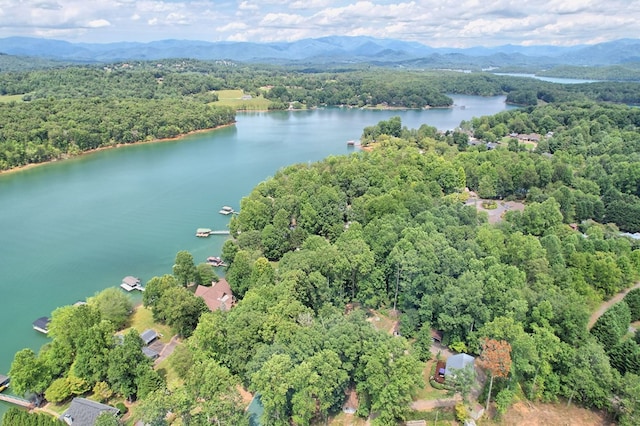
[195,263,218,286]
[173,250,197,286]
[88,287,133,329]
[447,363,476,404]
[107,330,150,400]
[154,286,208,337]
[9,348,51,397]
[142,274,179,309]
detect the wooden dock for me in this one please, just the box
[0,393,35,409]
[209,230,230,235]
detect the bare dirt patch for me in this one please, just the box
[466,197,525,224]
[488,401,614,426]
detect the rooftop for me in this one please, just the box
[60,397,119,426]
[195,278,234,311]
[445,353,475,376]
[140,329,159,345]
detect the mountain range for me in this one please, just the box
[1,36,639,68]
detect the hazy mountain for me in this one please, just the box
[0,36,638,67]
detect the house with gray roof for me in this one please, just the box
[60,397,119,426]
[445,353,475,377]
[140,329,159,345]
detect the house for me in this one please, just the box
[142,346,160,360]
[60,397,119,426]
[431,329,444,343]
[195,278,234,311]
[342,388,358,414]
[140,329,159,346]
[33,317,50,334]
[445,353,475,377]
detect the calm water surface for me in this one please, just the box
[0,95,515,414]
[493,72,599,84]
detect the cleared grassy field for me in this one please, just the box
[212,89,272,110]
[0,94,25,103]
[125,305,173,343]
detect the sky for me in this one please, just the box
[0,0,638,47]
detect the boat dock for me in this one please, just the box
[0,393,35,409]
[206,256,228,267]
[120,276,144,292]
[196,228,230,237]
[32,317,50,334]
[219,206,236,215]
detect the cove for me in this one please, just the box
[0,95,516,415]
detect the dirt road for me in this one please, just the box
[588,282,640,329]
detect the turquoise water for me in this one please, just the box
[0,96,515,416]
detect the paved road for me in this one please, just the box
[154,335,180,366]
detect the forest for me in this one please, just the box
[4,59,640,425]
[3,59,640,171]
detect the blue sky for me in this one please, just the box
[0,0,637,47]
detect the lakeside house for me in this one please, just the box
[195,278,235,311]
[32,317,50,334]
[60,397,119,426]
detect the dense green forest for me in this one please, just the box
[460,102,640,232]
[537,64,640,82]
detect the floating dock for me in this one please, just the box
[196,228,229,236]
[120,276,144,292]
[206,256,228,267]
[33,317,50,334]
[219,206,236,215]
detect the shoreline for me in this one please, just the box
[0,122,236,177]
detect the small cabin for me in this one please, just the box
[33,317,50,334]
[140,329,159,346]
[142,346,160,360]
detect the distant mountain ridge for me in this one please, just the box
[0,36,639,67]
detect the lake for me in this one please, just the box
[0,95,516,415]
[493,72,599,84]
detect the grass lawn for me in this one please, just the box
[155,356,183,390]
[0,94,25,103]
[329,412,369,425]
[414,360,449,401]
[124,306,173,343]
[212,89,273,110]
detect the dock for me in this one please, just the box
[120,276,144,292]
[32,317,50,334]
[219,206,236,215]
[196,228,230,237]
[206,256,228,267]
[0,393,35,409]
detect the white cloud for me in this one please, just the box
[86,19,110,28]
[0,0,637,46]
